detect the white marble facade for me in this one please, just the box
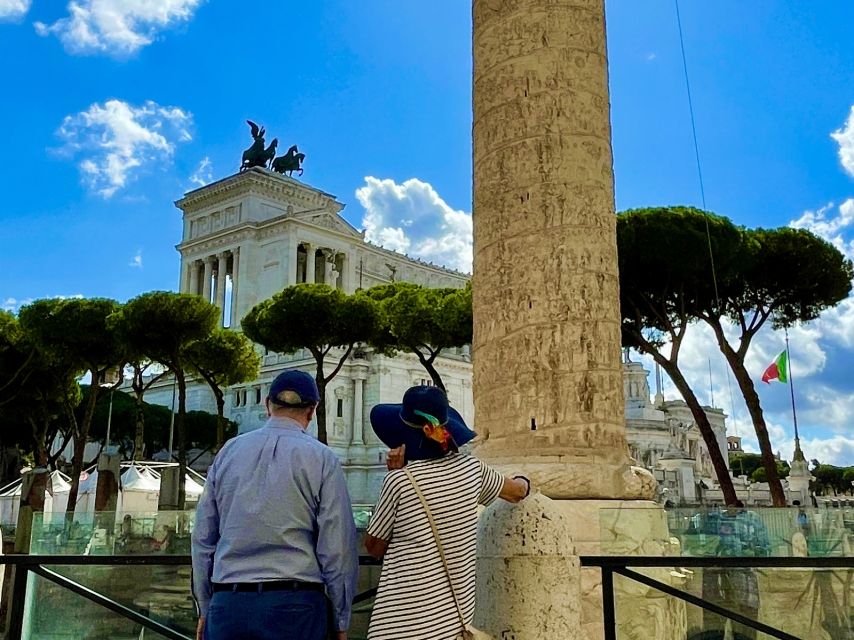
[623,359,729,505]
[146,168,730,506]
[145,168,472,504]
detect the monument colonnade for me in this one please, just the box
[183,248,241,326]
[181,239,346,327]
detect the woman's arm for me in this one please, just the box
[365,534,389,560]
[499,476,531,503]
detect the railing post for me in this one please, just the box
[7,565,29,640]
[602,566,617,640]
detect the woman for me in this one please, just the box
[365,385,530,640]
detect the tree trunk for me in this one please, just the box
[176,369,188,509]
[314,354,328,444]
[721,348,787,507]
[707,321,787,507]
[65,369,102,515]
[215,390,226,451]
[416,349,445,391]
[133,391,145,460]
[658,358,739,505]
[65,437,87,518]
[31,416,49,468]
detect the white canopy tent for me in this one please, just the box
[0,471,72,527]
[0,462,206,528]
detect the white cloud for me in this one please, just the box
[798,435,854,467]
[831,105,854,178]
[646,53,657,62]
[0,0,30,21]
[34,0,203,56]
[56,99,192,198]
[1,294,83,314]
[189,156,212,187]
[790,199,854,258]
[1,297,27,312]
[356,177,472,273]
[128,250,143,268]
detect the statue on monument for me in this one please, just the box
[272,144,306,177]
[240,120,278,171]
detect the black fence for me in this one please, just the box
[2,554,381,640]
[581,555,854,640]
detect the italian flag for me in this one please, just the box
[761,351,788,384]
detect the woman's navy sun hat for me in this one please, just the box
[370,385,476,461]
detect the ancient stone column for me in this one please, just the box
[304,243,316,284]
[472,0,643,501]
[351,367,368,446]
[472,4,668,639]
[202,256,214,303]
[215,253,228,321]
[230,247,241,327]
[181,262,193,294]
[192,260,203,296]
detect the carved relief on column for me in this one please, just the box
[230,247,241,327]
[472,0,645,499]
[202,256,214,302]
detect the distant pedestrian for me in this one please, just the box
[793,500,810,539]
[365,385,531,640]
[192,370,358,640]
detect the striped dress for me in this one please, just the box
[366,453,504,640]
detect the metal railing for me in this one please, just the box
[581,555,854,640]
[3,554,381,640]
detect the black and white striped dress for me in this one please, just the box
[366,453,504,640]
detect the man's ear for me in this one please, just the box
[307,404,317,423]
[265,398,272,417]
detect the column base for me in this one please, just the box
[484,455,658,500]
[476,495,686,640]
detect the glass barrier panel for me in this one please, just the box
[29,505,374,556]
[611,566,853,640]
[30,511,196,556]
[599,506,854,558]
[23,571,178,640]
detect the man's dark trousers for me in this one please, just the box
[204,590,328,640]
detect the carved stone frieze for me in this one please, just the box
[472,0,636,500]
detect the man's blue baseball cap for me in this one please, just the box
[268,370,320,407]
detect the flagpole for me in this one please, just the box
[784,327,803,459]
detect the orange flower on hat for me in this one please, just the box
[415,410,452,452]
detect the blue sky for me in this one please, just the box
[2,1,854,464]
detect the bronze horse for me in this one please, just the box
[271,145,305,176]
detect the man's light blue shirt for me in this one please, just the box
[191,416,359,631]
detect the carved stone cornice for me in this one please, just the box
[176,167,341,214]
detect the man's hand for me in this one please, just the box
[386,445,406,470]
[337,632,348,640]
[195,616,205,640]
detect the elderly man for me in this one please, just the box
[192,370,359,640]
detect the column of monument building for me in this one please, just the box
[471,1,681,638]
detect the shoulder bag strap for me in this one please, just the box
[404,468,468,633]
